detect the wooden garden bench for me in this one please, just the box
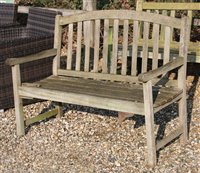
[6,10,190,167]
[135,0,200,63]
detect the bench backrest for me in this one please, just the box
[27,7,61,34]
[53,10,190,83]
[0,3,18,26]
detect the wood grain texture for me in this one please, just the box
[6,49,57,66]
[131,21,139,76]
[10,10,189,168]
[67,23,73,70]
[138,57,184,82]
[12,65,25,136]
[143,80,156,167]
[102,19,109,73]
[93,19,100,72]
[111,19,119,74]
[84,21,91,72]
[76,22,82,71]
[142,21,150,73]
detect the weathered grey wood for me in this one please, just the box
[58,69,138,83]
[25,108,58,126]
[93,20,100,72]
[10,10,190,167]
[142,2,200,10]
[6,49,57,66]
[84,21,91,72]
[131,21,139,76]
[59,10,182,29]
[160,10,167,41]
[156,126,183,150]
[53,15,62,75]
[121,20,129,75]
[12,65,25,136]
[111,19,119,74]
[143,80,156,167]
[19,86,145,115]
[163,26,171,65]
[178,17,190,144]
[138,57,184,83]
[170,10,175,41]
[75,22,83,71]
[152,23,160,70]
[67,24,74,70]
[102,19,109,73]
[142,21,149,73]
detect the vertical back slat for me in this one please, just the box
[163,26,171,65]
[131,21,139,76]
[142,21,149,73]
[102,19,109,73]
[121,20,129,75]
[111,19,119,74]
[170,10,175,41]
[75,22,82,71]
[152,23,160,70]
[53,15,62,75]
[84,21,91,72]
[160,10,167,41]
[93,19,101,73]
[67,23,73,70]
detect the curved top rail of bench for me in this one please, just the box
[58,10,184,29]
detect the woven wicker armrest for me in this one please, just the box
[6,49,57,66]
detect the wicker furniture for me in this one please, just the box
[0,7,61,109]
[7,10,190,167]
[0,3,18,28]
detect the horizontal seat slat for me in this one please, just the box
[21,76,182,110]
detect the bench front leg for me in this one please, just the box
[12,65,25,136]
[143,80,157,167]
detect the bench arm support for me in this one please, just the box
[138,56,184,83]
[6,48,57,66]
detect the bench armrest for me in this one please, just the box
[138,56,184,83]
[6,48,57,66]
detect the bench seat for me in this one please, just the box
[20,75,182,114]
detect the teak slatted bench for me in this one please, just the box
[6,10,191,167]
[135,0,200,62]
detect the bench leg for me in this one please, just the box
[15,97,25,136]
[12,65,25,136]
[143,81,157,167]
[56,104,63,118]
[178,96,188,144]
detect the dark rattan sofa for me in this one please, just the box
[0,3,18,28]
[0,7,61,109]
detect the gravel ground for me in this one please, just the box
[0,77,200,173]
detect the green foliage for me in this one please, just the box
[19,0,83,9]
[97,0,136,10]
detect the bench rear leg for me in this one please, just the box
[178,96,188,144]
[15,97,25,136]
[143,81,157,167]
